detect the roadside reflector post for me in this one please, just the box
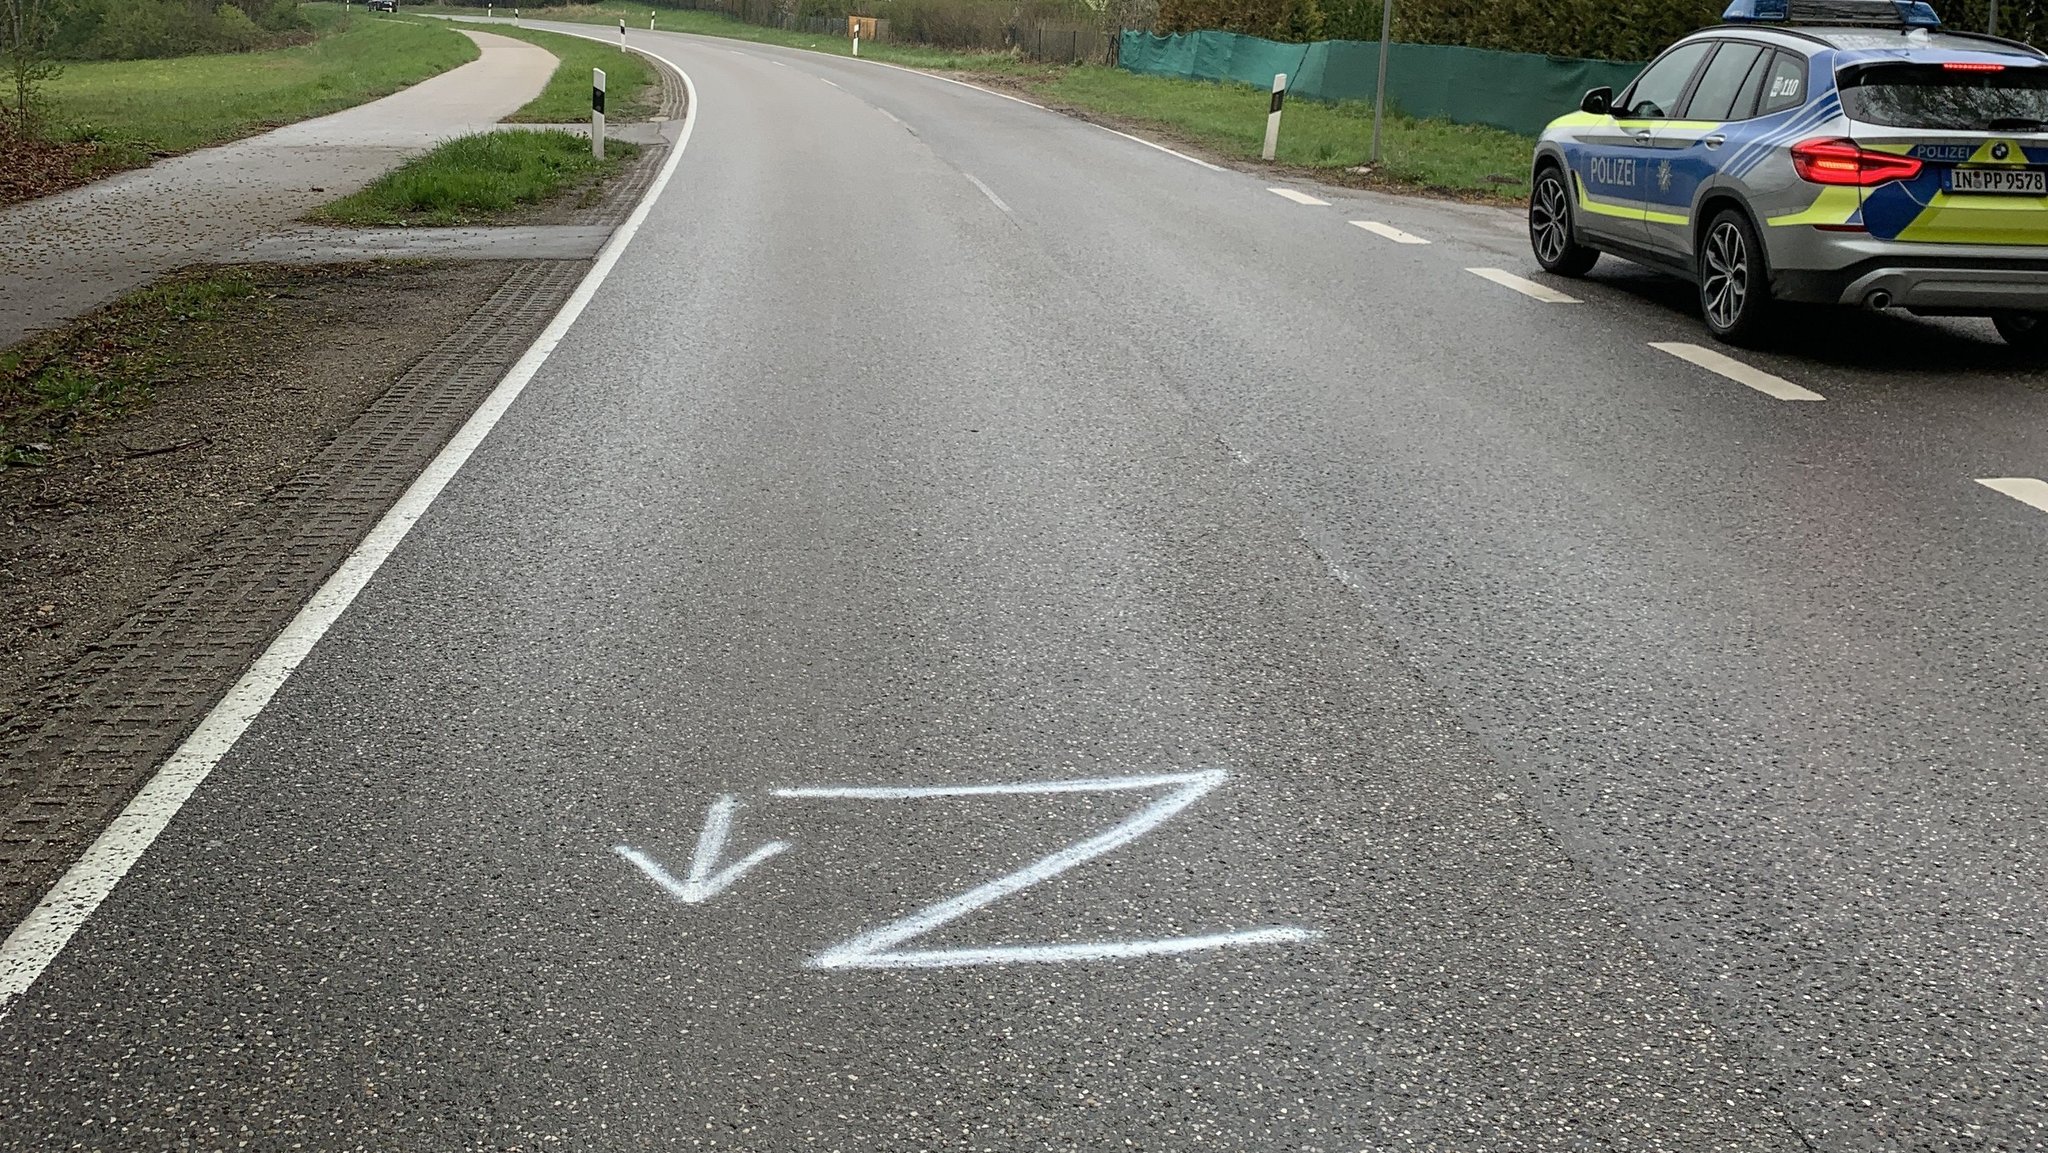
[853,27,860,55]
[592,68,606,160]
[1370,0,1393,163]
[1262,72,1287,161]
[619,17,627,50]
[486,2,491,16]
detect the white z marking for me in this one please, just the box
[773,770,1322,970]
[616,794,789,904]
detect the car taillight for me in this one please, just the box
[1790,138,1925,186]
[1943,61,2006,72]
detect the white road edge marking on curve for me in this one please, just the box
[964,172,1011,214]
[774,771,1324,969]
[0,47,707,1018]
[1090,124,1225,171]
[1465,267,1580,304]
[1350,220,1428,244]
[1977,476,2048,514]
[1649,341,1824,401]
[1268,187,1329,206]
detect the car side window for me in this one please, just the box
[1681,43,1767,121]
[1756,50,1809,116]
[1620,42,1714,119]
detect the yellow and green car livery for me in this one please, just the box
[1527,0,2048,345]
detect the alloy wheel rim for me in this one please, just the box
[1702,222,1747,330]
[1532,177,1568,264]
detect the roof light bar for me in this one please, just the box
[1722,0,1941,27]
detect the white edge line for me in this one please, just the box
[1648,341,1824,402]
[1976,476,2048,513]
[0,43,704,1019]
[1465,267,1581,305]
[1091,123,1225,171]
[963,172,1011,214]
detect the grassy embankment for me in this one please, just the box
[309,19,656,224]
[313,129,638,224]
[1,272,261,467]
[401,1,1531,196]
[42,9,477,180]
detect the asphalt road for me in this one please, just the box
[3,27,2046,1152]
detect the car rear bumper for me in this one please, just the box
[1774,251,2048,312]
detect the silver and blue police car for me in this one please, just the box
[1529,0,2048,348]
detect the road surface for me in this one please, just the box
[2,26,2044,1152]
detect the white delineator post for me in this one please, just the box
[619,17,627,50]
[1369,0,1394,163]
[650,9,655,29]
[592,68,606,160]
[1262,72,1287,162]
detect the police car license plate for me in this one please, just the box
[1948,168,2048,195]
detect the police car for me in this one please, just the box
[1529,0,2048,348]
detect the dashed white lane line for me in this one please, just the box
[820,77,841,88]
[1977,477,2048,514]
[769,59,787,67]
[1350,220,1428,244]
[877,107,901,123]
[1649,341,1824,402]
[1268,187,1330,206]
[965,172,1011,214]
[1466,267,1580,304]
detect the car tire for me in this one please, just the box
[1993,312,2048,352]
[1698,207,1773,345]
[1529,165,1599,277]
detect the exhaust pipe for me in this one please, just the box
[1866,289,1893,311]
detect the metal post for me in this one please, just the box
[1989,0,2000,35]
[1262,73,1287,161]
[592,68,606,160]
[1370,0,1394,164]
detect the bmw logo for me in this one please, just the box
[1994,142,2011,160]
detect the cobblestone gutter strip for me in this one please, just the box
[0,259,584,922]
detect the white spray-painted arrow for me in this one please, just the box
[616,794,789,904]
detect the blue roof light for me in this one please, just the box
[1723,0,1941,25]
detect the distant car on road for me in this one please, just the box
[367,0,396,11]
[1529,0,2048,349]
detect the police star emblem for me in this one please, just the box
[1657,160,1673,194]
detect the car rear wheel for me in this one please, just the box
[1993,312,2048,352]
[1529,165,1598,277]
[1698,208,1773,345]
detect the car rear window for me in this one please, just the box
[1839,62,2048,130]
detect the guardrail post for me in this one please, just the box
[1262,73,1287,161]
[592,68,606,160]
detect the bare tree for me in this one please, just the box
[1,0,62,136]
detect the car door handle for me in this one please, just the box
[1631,129,1654,142]
[1703,133,1727,148]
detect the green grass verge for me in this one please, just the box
[46,10,477,178]
[311,128,639,225]
[403,2,1043,72]
[396,4,1530,197]
[1,272,262,468]
[405,16,663,121]
[1042,67,1533,199]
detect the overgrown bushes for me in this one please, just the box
[49,0,311,61]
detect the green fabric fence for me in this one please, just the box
[1118,30,1646,137]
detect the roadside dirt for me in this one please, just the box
[0,261,519,728]
[0,132,107,209]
